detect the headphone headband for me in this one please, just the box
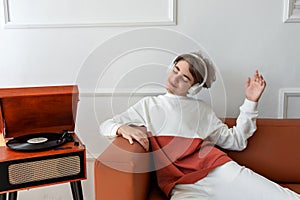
[189,53,208,87]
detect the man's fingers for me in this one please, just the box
[133,135,149,151]
[122,132,149,151]
[245,77,251,87]
[253,69,259,80]
[122,134,134,144]
[120,126,149,151]
[128,138,134,144]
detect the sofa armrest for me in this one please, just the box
[94,136,151,200]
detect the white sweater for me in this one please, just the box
[99,93,258,151]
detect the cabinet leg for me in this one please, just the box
[8,192,17,200]
[0,193,7,200]
[70,181,83,200]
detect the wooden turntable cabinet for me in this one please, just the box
[0,85,86,200]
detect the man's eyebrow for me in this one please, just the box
[175,66,192,81]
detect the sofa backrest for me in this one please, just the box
[224,118,300,183]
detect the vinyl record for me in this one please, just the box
[6,132,69,151]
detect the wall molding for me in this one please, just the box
[3,0,177,28]
[279,88,300,118]
[79,88,166,97]
[283,0,300,23]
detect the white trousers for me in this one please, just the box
[170,161,300,200]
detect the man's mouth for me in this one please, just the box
[168,81,176,88]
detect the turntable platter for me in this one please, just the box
[6,131,73,151]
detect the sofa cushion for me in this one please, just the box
[224,119,300,183]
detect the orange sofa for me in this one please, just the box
[94,118,300,200]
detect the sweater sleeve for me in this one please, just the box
[99,98,147,138]
[206,98,258,151]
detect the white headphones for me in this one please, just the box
[187,53,208,95]
[168,53,208,95]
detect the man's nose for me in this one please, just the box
[173,74,181,83]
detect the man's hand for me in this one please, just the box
[117,125,149,151]
[244,70,266,102]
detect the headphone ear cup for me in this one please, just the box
[188,83,202,95]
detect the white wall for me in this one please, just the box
[1,0,300,199]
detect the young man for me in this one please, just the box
[100,52,300,199]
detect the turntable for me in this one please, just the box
[0,85,86,200]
